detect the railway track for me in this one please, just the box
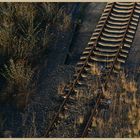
[44,2,140,137]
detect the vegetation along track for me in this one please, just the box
[45,2,140,137]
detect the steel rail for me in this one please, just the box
[44,3,115,137]
[80,3,137,137]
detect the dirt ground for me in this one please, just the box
[0,2,140,137]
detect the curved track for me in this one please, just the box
[44,2,140,137]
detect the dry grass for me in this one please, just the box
[54,65,140,137]
[90,63,102,76]
[121,72,137,93]
[2,59,33,90]
[1,59,34,109]
[42,3,71,31]
[59,12,71,30]
[0,3,37,59]
[88,70,140,137]
[22,112,38,137]
[0,3,36,108]
[0,3,15,57]
[52,65,102,137]
[0,3,72,111]
[57,82,66,96]
[13,3,36,21]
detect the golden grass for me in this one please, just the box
[1,59,34,109]
[77,115,84,125]
[89,70,140,137]
[90,63,102,76]
[42,3,71,31]
[13,3,36,22]
[56,67,140,137]
[2,59,34,90]
[0,3,72,110]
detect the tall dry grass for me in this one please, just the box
[0,59,34,109]
[0,3,72,110]
[89,69,140,137]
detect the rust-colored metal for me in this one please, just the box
[44,3,115,137]
[81,3,137,137]
[44,2,139,137]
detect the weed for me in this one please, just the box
[1,59,34,109]
[88,70,140,137]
